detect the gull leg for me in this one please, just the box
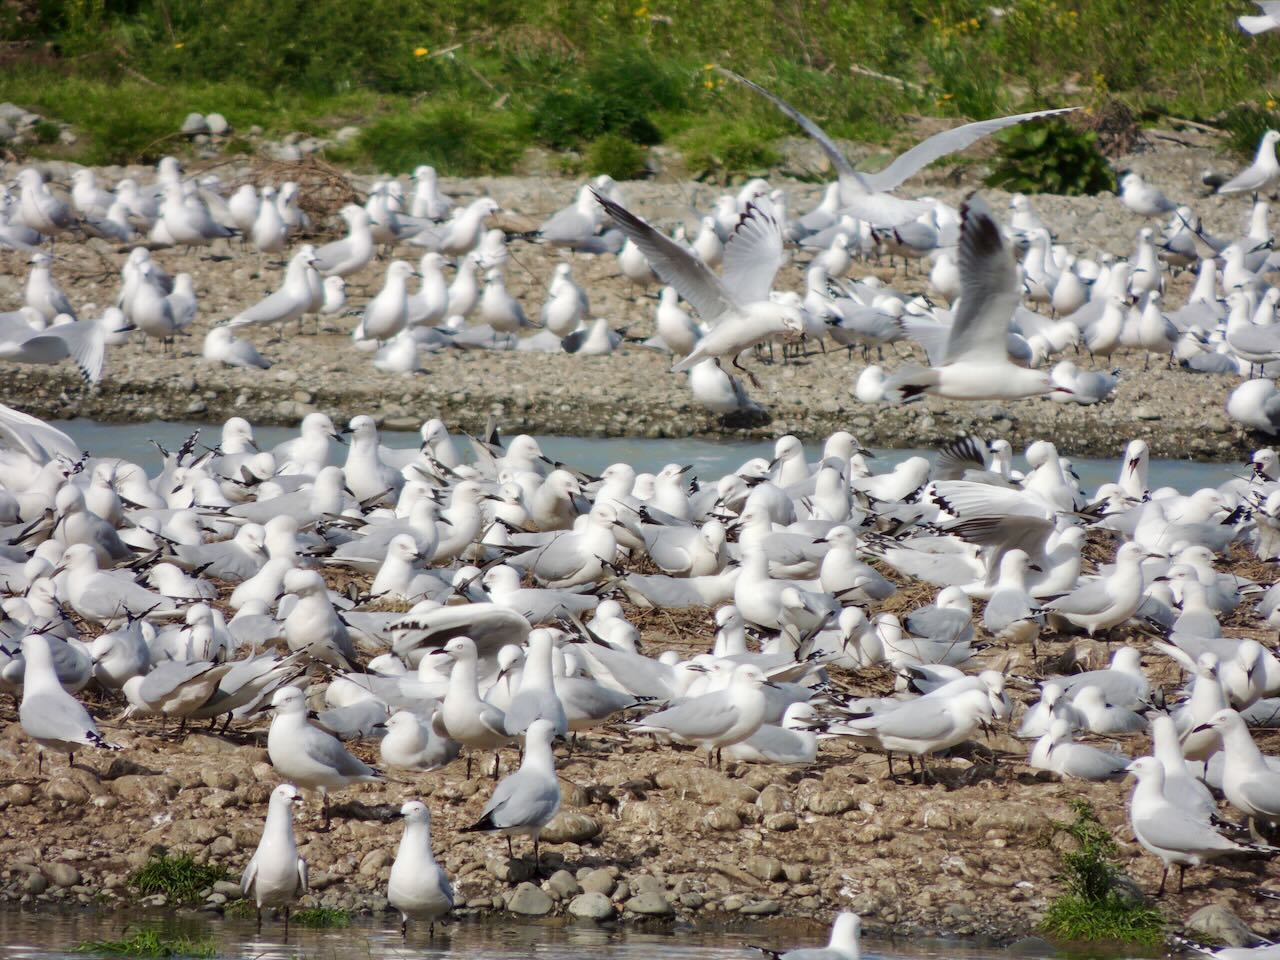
[283,906,290,943]
[401,916,408,940]
[1178,864,1186,893]
[1156,866,1167,897]
[507,835,514,859]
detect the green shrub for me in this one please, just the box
[333,104,530,175]
[585,133,647,180]
[1038,799,1165,946]
[127,854,227,905]
[74,928,216,958]
[676,118,782,180]
[986,119,1116,196]
[1220,104,1280,158]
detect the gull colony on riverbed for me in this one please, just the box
[10,64,1280,955]
[3,402,1280,941]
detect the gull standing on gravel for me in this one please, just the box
[266,685,381,830]
[360,260,415,342]
[461,717,561,865]
[885,196,1071,401]
[596,191,805,386]
[229,246,319,333]
[16,633,120,774]
[630,663,773,767]
[312,205,375,277]
[1043,541,1146,635]
[1119,171,1178,217]
[388,800,453,939]
[433,636,511,778]
[1126,756,1264,895]
[241,783,307,940]
[1196,709,1280,828]
[1218,130,1280,195]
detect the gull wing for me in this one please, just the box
[861,108,1078,193]
[0,401,81,462]
[41,319,107,385]
[720,201,785,306]
[942,195,1020,365]
[593,191,737,321]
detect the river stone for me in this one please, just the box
[487,857,534,883]
[547,869,580,899]
[23,872,47,895]
[44,777,89,805]
[580,868,616,896]
[506,882,553,916]
[625,891,673,916]
[540,811,601,844]
[181,113,209,135]
[569,892,615,921]
[744,855,784,882]
[806,790,854,815]
[111,774,180,803]
[359,850,389,877]
[43,863,80,887]
[654,767,757,805]
[702,806,742,831]
[756,783,791,814]
[764,812,798,831]
[739,899,782,915]
[1188,904,1259,947]
[7,783,32,806]
[206,113,229,134]
[630,874,664,896]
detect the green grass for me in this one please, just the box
[289,907,350,928]
[221,900,256,920]
[5,0,1280,176]
[127,854,227,905]
[74,929,217,958]
[1038,799,1165,947]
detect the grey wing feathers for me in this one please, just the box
[484,770,559,827]
[861,108,1078,193]
[1044,578,1113,615]
[636,694,737,739]
[720,202,785,305]
[944,195,1020,365]
[240,853,258,897]
[592,191,736,322]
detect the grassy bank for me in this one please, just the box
[2,0,1279,175]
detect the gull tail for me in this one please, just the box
[882,363,938,400]
[87,730,123,751]
[461,810,498,833]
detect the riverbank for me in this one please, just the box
[0,613,1278,946]
[0,128,1275,462]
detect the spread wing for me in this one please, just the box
[594,191,736,320]
[720,201,785,305]
[861,109,1078,193]
[943,195,1020,365]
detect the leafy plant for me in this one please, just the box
[127,853,227,905]
[290,907,351,928]
[986,119,1115,196]
[676,118,782,180]
[1038,799,1165,946]
[1219,104,1280,158]
[585,133,648,180]
[330,104,530,175]
[74,928,216,958]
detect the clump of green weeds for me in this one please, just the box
[290,907,351,928]
[987,119,1115,195]
[1038,799,1165,947]
[74,928,216,958]
[127,853,227,905]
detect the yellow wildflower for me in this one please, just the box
[1269,99,1277,110]
[414,47,429,57]
[174,41,184,49]
[969,17,979,27]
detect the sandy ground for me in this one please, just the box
[0,125,1273,461]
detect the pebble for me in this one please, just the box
[487,857,535,883]
[739,899,782,916]
[546,869,580,899]
[44,778,89,805]
[701,806,742,831]
[579,868,616,896]
[1188,904,1259,947]
[805,791,855,815]
[540,811,601,844]
[42,863,79,887]
[744,855,784,882]
[181,113,210,135]
[206,113,230,135]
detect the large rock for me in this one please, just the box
[111,774,180,804]
[42,862,80,887]
[568,891,615,921]
[181,113,209,135]
[540,811,601,844]
[625,892,673,916]
[506,882,553,916]
[1188,904,1260,948]
[805,790,855,816]
[206,113,230,135]
[44,777,89,805]
[580,868,616,897]
[654,767,758,805]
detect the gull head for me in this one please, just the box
[270,685,306,715]
[400,799,431,822]
[271,783,304,809]
[1192,707,1241,735]
[1125,756,1160,779]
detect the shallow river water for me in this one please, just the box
[52,420,1242,494]
[0,908,1062,960]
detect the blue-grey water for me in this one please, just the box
[51,419,1242,495]
[0,908,1060,960]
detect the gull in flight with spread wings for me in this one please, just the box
[718,68,1076,228]
[885,195,1073,401]
[593,190,808,386]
